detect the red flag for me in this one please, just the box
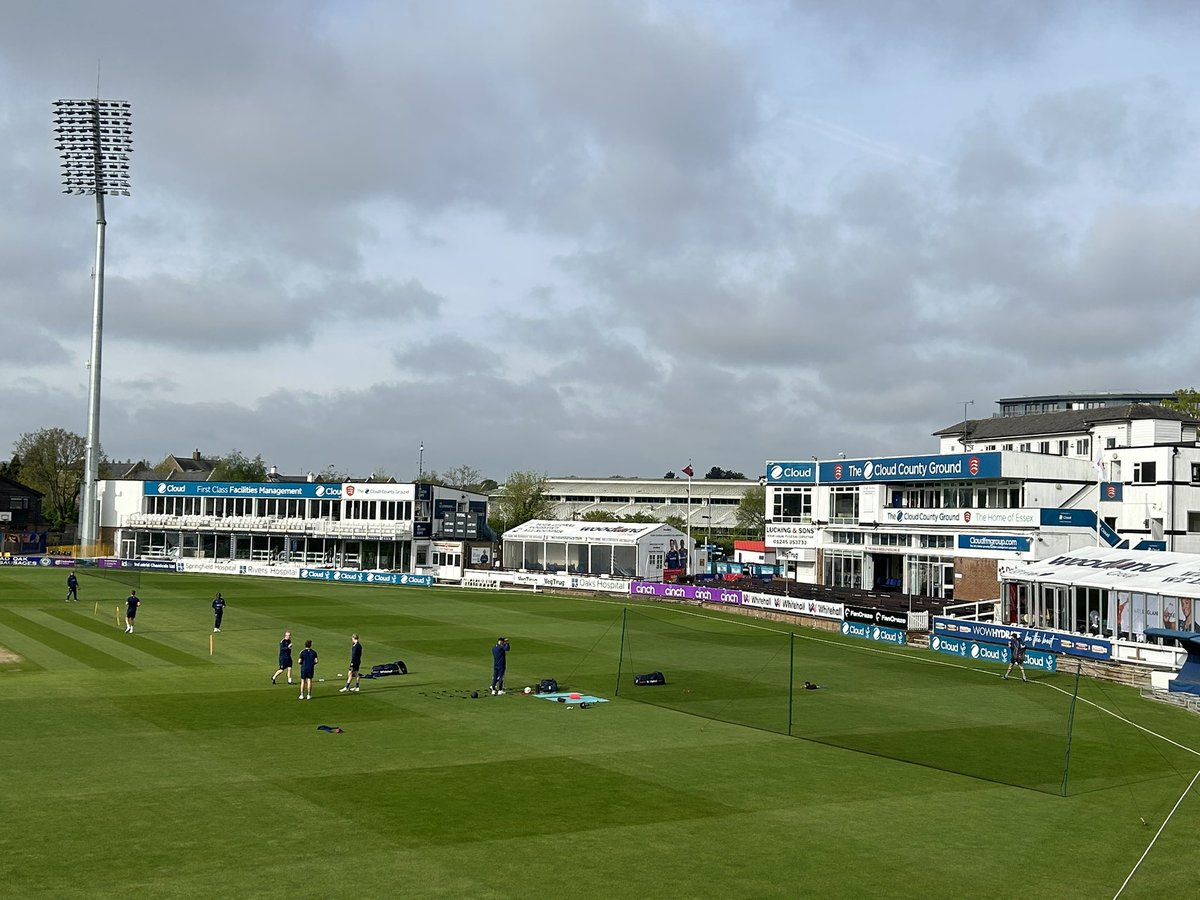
[682,464,694,478]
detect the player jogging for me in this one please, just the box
[1003,631,1028,682]
[66,572,79,602]
[124,591,140,634]
[339,634,363,693]
[273,631,294,684]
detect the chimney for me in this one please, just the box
[307,472,315,482]
[193,449,201,461]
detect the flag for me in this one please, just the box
[682,464,694,478]
[1093,449,1105,480]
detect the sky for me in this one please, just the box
[3,1,1200,483]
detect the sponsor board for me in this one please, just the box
[764,461,817,484]
[0,556,42,566]
[840,620,906,645]
[957,534,1032,553]
[144,481,342,499]
[95,558,180,572]
[843,604,908,630]
[932,617,1111,661]
[742,592,844,620]
[878,508,1039,527]
[824,452,1001,485]
[765,522,819,549]
[630,581,743,605]
[927,635,1057,671]
[297,568,435,586]
[177,560,299,579]
[343,482,414,501]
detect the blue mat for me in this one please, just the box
[536,692,609,704]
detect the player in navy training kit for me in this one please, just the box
[66,572,79,602]
[340,634,364,693]
[1004,631,1028,682]
[273,631,294,684]
[490,637,510,695]
[124,591,140,634]
[298,640,318,700]
[212,592,226,632]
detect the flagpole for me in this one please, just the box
[1095,450,1104,547]
[686,461,693,576]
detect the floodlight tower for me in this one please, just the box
[53,98,132,556]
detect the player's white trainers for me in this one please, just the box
[306,695,312,700]
[298,694,304,700]
[490,689,496,695]
[351,687,359,693]
[497,690,505,695]
[339,687,349,693]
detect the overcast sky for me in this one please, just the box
[3,1,1199,482]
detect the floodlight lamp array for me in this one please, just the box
[53,99,133,196]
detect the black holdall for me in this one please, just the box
[536,678,559,694]
[633,671,666,686]
[369,660,408,678]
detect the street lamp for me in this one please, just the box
[54,98,133,556]
[418,442,424,481]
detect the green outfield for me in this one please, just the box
[1,567,1198,899]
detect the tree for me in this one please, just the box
[735,485,766,537]
[211,449,267,482]
[621,512,659,524]
[663,470,677,479]
[0,453,22,483]
[440,464,485,491]
[315,464,348,483]
[705,466,746,480]
[664,514,687,533]
[1164,388,1200,419]
[489,471,556,536]
[13,428,92,529]
[581,509,618,522]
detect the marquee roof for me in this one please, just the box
[501,519,687,546]
[1003,546,1200,599]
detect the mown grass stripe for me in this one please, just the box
[43,608,212,667]
[0,609,137,670]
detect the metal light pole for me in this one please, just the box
[54,98,132,556]
[418,442,424,481]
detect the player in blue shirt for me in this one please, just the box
[339,634,364,693]
[124,591,140,634]
[66,572,79,602]
[211,592,226,633]
[490,637,510,695]
[298,640,318,700]
[1003,632,1028,682]
[273,631,294,684]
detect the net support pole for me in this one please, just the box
[1061,661,1083,797]
[615,607,627,696]
[788,632,795,736]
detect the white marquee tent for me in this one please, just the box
[501,519,692,579]
[1002,546,1199,635]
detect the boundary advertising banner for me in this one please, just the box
[630,581,743,605]
[932,616,1111,661]
[928,634,1058,671]
[839,620,907,646]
